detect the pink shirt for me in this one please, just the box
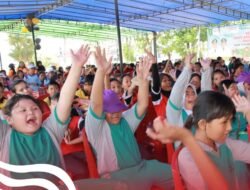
[178,138,250,190]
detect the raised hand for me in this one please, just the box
[70,44,91,67]
[136,55,153,83]
[145,49,157,65]
[146,117,190,144]
[167,52,171,60]
[200,58,211,70]
[232,94,250,116]
[106,62,113,75]
[184,53,195,69]
[222,84,230,97]
[169,69,177,81]
[94,46,112,73]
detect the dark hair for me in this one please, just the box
[194,62,201,68]
[160,73,174,85]
[3,94,40,116]
[190,73,201,81]
[174,61,181,67]
[10,79,27,93]
[212,69,226,80]
[184,91,236,130]
[110,78,121,84]
[83,74,94,85]
[48,81,60,89]
[232,63,244,74]
[121,74,131,82]
[218,79,236,94]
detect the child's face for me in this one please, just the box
[47,85,59,98]
[111,81,122,96]
[205,116,232,143]
[234,66,244,77]
[122,76,131,90]
[190,76,201,89]
[106,112,122,125]
[161,76,172,90]
[185,87,196,110]
[228,83,239,98]
[17,71,24,79]
[244,82,250,93]
[83,83,92,96]
[28,68,35,75]
[213,73,225,87]
[15,82,31,95]
[193,65,201,73]
[7,99,42,135]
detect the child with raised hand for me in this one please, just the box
[85,47,173,190]
[166,53,197,126]
[219,79,248,141]
[146,117,228,190]
[0,45,90,180]
[158,91,250,190]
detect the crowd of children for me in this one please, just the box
[0,45,250,190]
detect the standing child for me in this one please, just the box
[0,45,90,183]
[85,47,173,190]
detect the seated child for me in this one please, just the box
[173,91,249,189]
[0,45,91,183]
[146,116,228,190]
[85,47,173,190]
[43,81,60,106]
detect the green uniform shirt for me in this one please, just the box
[109,118,141,169]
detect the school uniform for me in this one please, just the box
[85,104,173,190]
[0,107,70,181]
[178,138,250,190]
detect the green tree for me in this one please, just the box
[158,27,208,57]
[8,34,34,63]
[135,33,152,55]
[123,42,135,63]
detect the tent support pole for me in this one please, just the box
[114,0,123,76]
[153,31,157,62]
[31,25,38,66]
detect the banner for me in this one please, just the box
[207,24,250,60]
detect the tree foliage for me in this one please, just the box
[8,34,34,63]
[158,27,208,57]
[134,34,152,55]
[123,41,135,63]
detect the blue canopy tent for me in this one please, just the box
[0,0,250,70]
[1,0,250,31]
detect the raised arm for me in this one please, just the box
[232,95,250,124]
[91,47,112,117]
[57,45,90,123]
[145,50,161,102]
[146,117,228,190]
[104,64,113,90]
[166,53,194,122]
[200,58,213,91]
[136,55,153,117]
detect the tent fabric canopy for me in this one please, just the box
[0,19,144,41]
[0,0,250,32]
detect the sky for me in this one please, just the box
[0,32,118,71]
